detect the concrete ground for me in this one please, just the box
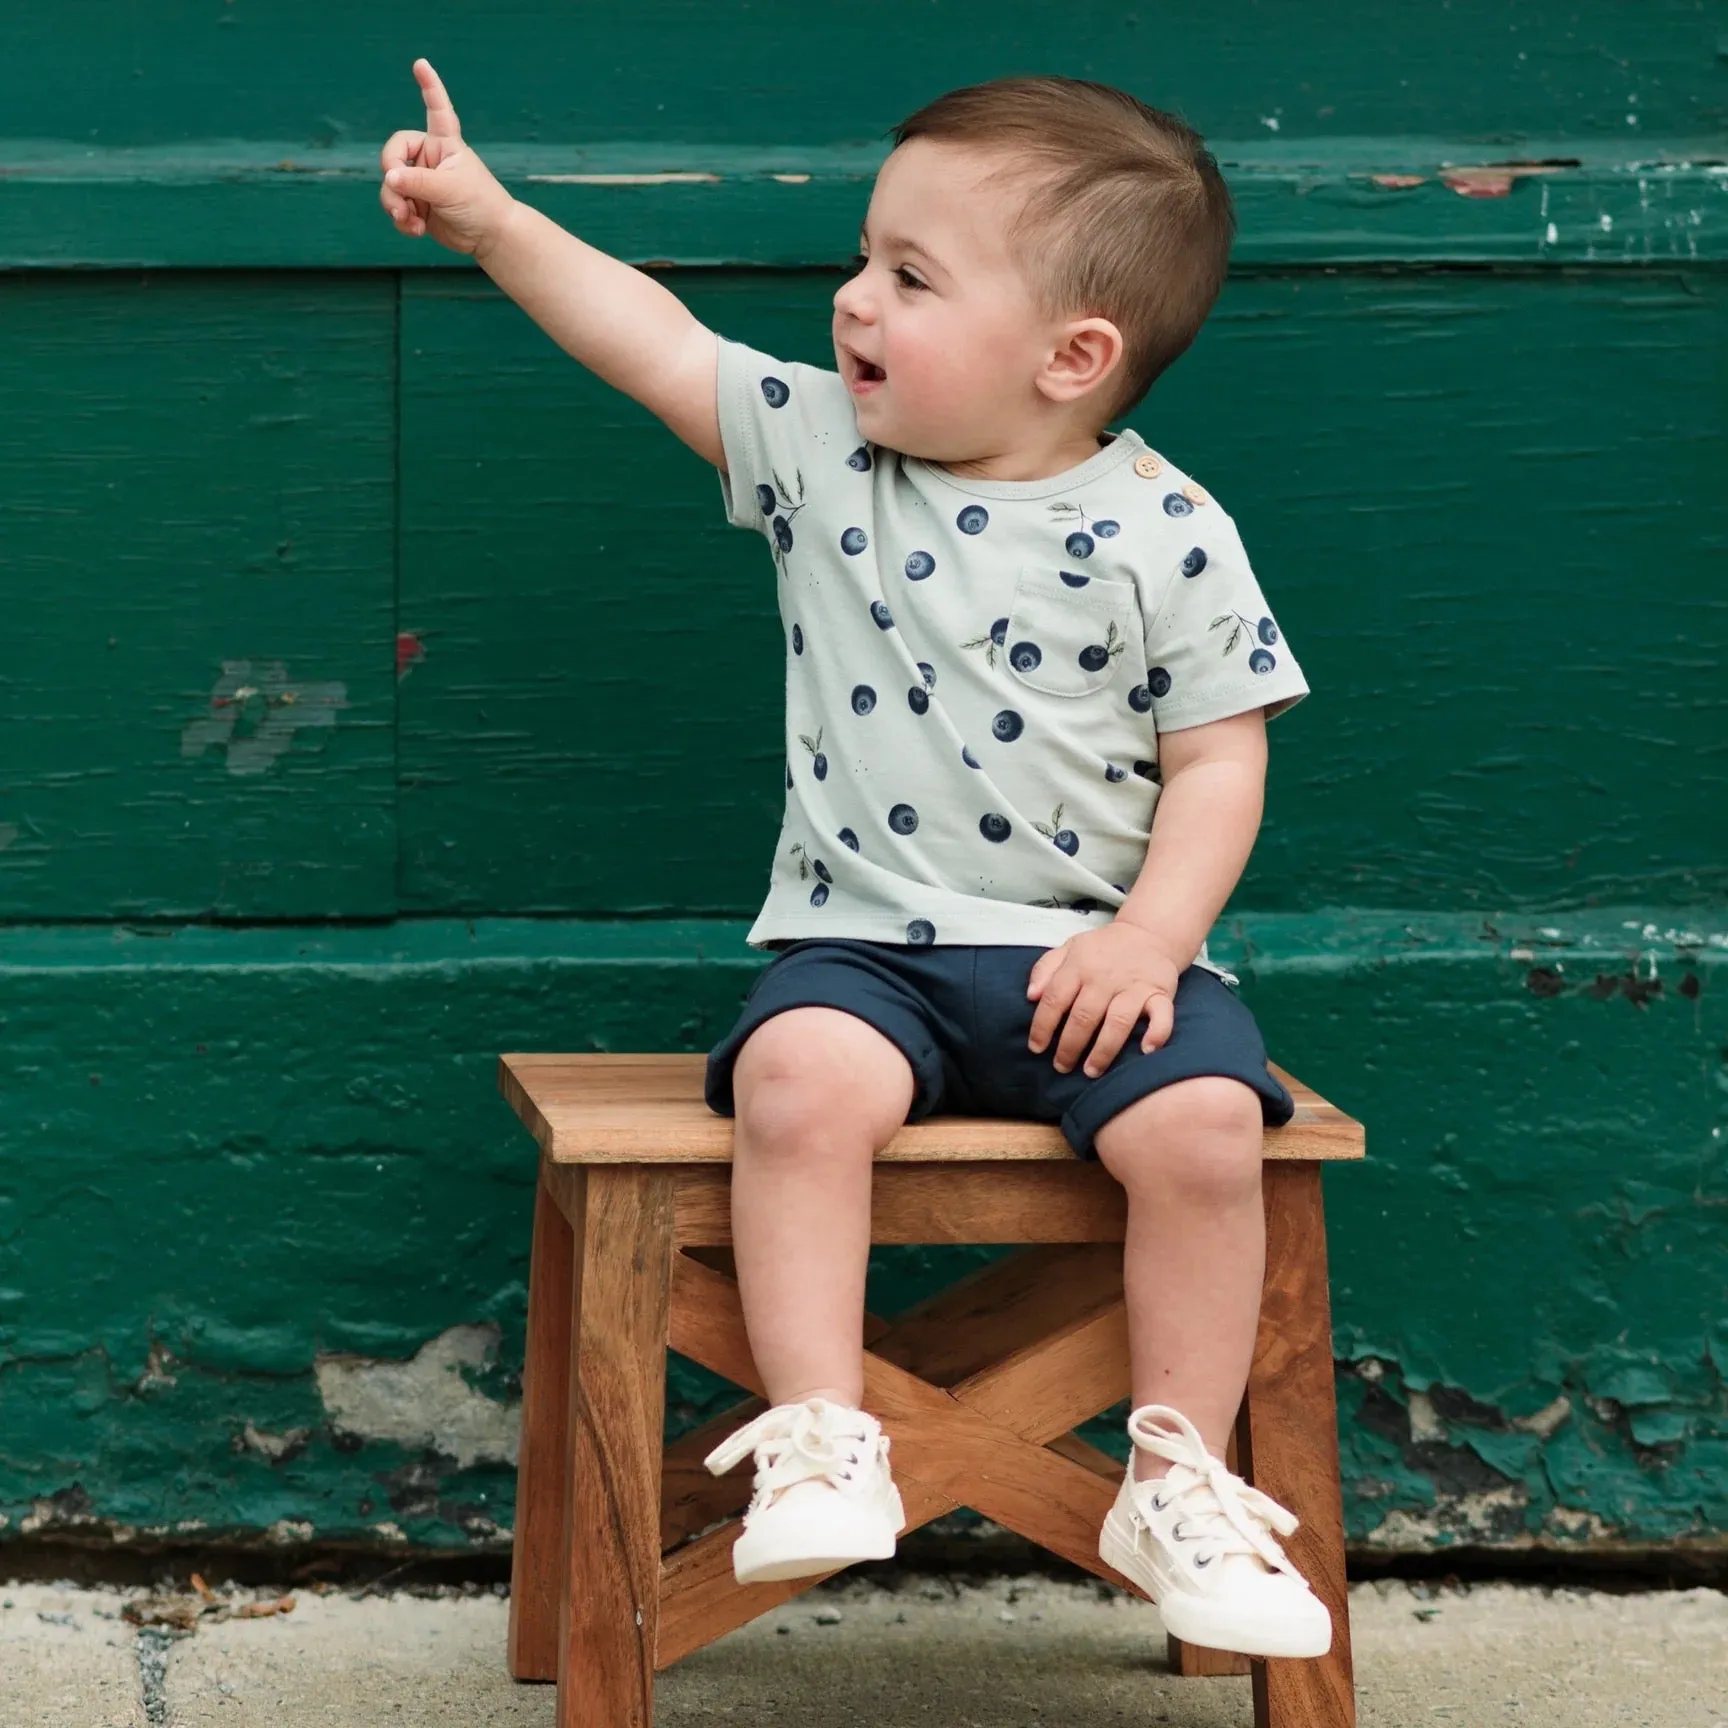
[5,1573,1726,1728]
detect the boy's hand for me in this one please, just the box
[1026,922,1182,1079]
[379,58,515,257]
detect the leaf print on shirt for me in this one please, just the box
[798,725,828,781]
[960,616,1010,670]
[1209,608,1281,670]
[1046,501,1111,560]
[1077,619,1129,674]
[1032,803,1080,856]
[766,467,807,575]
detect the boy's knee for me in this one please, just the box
[732,1008,913,1155]
[1094,1076,1263,1203]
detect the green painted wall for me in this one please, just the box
[1,2,1724,1559]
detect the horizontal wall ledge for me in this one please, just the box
[2,137,1724,270]
[2,905,1720,979]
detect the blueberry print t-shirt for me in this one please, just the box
[715,337,1310,980]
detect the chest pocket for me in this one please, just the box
[1002,566,1140,698]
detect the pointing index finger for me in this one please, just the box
[414,57,462,140]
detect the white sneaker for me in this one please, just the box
[703,1396,906,1585]
[1098,1405,1332,1659]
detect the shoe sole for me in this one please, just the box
[1099,1514,1332,1660]
[733,1500,907,1586]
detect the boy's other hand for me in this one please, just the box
[1026,923,1182,1078]
[379,58,515,256]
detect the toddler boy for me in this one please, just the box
[383,62,1329,1659]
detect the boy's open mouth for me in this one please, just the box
[844,346,887,390]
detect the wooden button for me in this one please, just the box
[1183,482,1210,506]
[1133,453,1163,479]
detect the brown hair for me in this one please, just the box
[890,77,1235,419]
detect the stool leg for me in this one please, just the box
[1243,1163,1355,1728]
[509,1158,579,1681]
[559,1166,676,1728]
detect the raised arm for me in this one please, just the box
[380,59,722,468]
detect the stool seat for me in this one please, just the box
[501,1052,1365,1164]
[498,1049,1363,1728]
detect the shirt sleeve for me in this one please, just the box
[1140,505,1311,730]
[713,335,857,534]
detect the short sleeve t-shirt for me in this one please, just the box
[714,336,1310,980]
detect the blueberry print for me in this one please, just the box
[846,445,873,472]
[870,601,894,630]
[1133,760,1162,784]
[1105,763,1127,782]
[785,762,793,790]
[792,623,804,655]
[991,709,1025,742]
[1148,667,1172,698]
[1009,641,1043,673]
[959,616,1011,670]
[763,466,808,575]
[1128,684,1152,714]
[1047,500,1109,559]
[907,919,936,946]
[888,803,919,836]
[1112,883,1131,895]
[760,376,790,408]
[1059,571,1090,588]
[851,684,877,715]
[1033,804,1078,855]
[1162,492,1194,518]
[905,550,936,581]
[1072,897,1101,913]
[907,685,930,715]
[979,812,1012,843]
[1208,608,1280,671]
[838,827,860,851]
[917,662,937,690]
[957,505,989,535]
[1181,546,1208,578]
[798,726,828,781]
[789,840,830,885]
[841,526,869,556]
[1076,620,1127,676]
[962,746,982,769]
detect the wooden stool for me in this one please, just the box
[498,1051,1364,1728]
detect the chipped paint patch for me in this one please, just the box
[180,659,349,776]
[314,1324,519,1470]
[1368,1485,1531,1551]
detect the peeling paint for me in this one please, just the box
[314,1325,519,1470]
[179,659,350,776]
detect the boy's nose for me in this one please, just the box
[832,274,875,324]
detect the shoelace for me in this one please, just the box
[703,1398,875,1511]
[1126,1404,1299,1572]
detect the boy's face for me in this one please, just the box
[833,139,1062,462]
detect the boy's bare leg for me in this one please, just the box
[729,1007,916,1408]
[1092,1075,1266,1481]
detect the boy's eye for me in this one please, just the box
[895,266,927,291]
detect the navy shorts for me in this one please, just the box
[703,939,1295,1161]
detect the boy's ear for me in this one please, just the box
[1037,316,1126,407]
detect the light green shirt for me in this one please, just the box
[716,337,1310,980]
